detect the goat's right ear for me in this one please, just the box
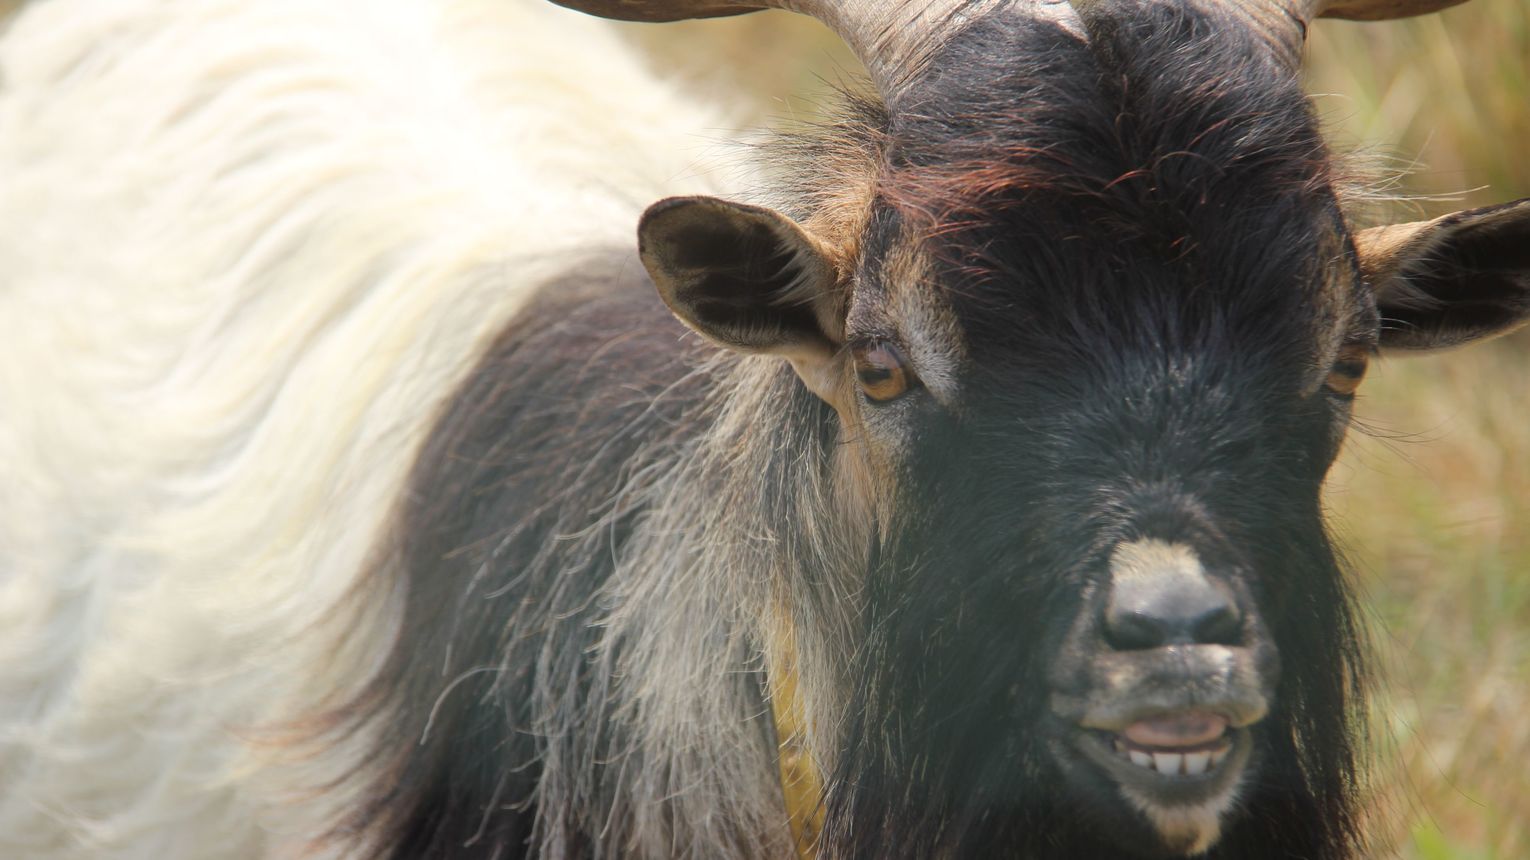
[638,196,843,361]
[1355,198,1530,351]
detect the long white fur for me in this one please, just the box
[0,1,736,855]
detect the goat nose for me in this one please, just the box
[1103,540,1243,650]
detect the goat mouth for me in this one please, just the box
[1105,712,1235,777]
[1074,710,1254,805]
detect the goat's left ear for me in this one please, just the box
[639,196,842,354]
[1355,198,1530,351]
[639,196,845,394]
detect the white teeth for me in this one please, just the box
[1152,752,1183,775]
[1111,734,1236,777]
[1183,751,1211,776]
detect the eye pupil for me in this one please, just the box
[852,342,916,403]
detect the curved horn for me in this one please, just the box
[550,1,1086,98]
[1220,0,1471,69]
[1315,0,1469,20]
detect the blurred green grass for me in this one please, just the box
[619,5,1530,858]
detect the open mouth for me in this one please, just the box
[1073,709,1254,806]
[1101,711,1235,777]
[1065,709,1256,855]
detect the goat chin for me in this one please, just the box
[0,1,731,855]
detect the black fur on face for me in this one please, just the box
[817,5,1370,859]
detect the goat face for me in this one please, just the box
[635,10,1530,860]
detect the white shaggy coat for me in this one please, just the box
[0,1,735,855]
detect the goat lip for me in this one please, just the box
[1071,696,1268,735]
[1122,711,1229,749]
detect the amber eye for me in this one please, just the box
[852,341,917,403]
[1325,344,1370,398]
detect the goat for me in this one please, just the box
[0,0,1525,858]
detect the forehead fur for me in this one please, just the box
[910,6,1349,320]
[779,3,1368,382]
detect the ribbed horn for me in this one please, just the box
[550,1,1088,98]
[1315,0,1470,20]
[1214,0,1471,70]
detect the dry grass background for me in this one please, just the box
[0,0,1519,856]
[1301,9,1526,860]
[614,4,1530,858]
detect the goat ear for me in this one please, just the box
[1355,198,1530,351]
[639,196,842,360]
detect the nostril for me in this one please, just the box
[1104,610,1174,651]
[1190,602,1243,646]
[1103,573,1244,650]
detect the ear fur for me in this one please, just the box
[638,196,843,360]
[1355,198,1530,351]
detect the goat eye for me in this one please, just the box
[853,341,916,403]
[1324,344,1370,398]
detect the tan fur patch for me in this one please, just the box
[799,135,882,346]
[878,233,967,404]
[768,605,825,860]
[1352,219,1433,288]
